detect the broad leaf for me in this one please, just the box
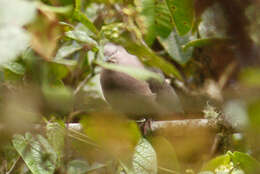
[158,31,194,65]
[46,122,65,166]
[165,0,194,35]
[135,0,173,45]
[150,136,180,173]
[54,42,82,60]
[2,61,26,75]
[231,151,260,174]
[121,42,182,80]
[132,138,157,174]
[12,133,57,174]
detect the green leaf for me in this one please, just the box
[135,0,173,45]
[67,160,90,174]
[12,133,57,174]
[46,122,65,166]
[65,30,97,47]
[73,9,98,35]
[121,42,182,80]
[67,160,107,174]
[150,136,180,173]
[54,42,82,60]
[239,67,260,87]
[96,61,164,83]
[38,3,73,15]
[165,0,194,35]
[183,38,230,50]
[201,154,231,171]
[2,62,25,75]
[132,138,157,174]
[158,31,194,65]
[231,151,260,174]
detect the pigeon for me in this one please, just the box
[100,43,183,120]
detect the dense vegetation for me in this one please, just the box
[0,0,260,174]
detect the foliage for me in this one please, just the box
[0,0,260,174]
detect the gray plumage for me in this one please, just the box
[100,43,183,119]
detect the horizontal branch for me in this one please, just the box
[65,119,235,136]
[0,119,237,136]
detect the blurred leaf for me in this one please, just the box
[43,83,73,111]
[48,62,70,80]
[2,61,26,75]
[28,10,61,60]
[65,29,98,47]
[239,67,260,87]
[12,133,57,174]
[96,61,164,83]
[132,138,157,174]
[67,160,89,174]
[73,0,98,35]
[54,42,83,60]
[165,0,194,36]
[231,151,260,174]
[0,0,37,27]
[67,160,107,174]
[38,3,73,15]
[0,26,30,65]
[135,0,173,45]
[198,2,228,39]
[201,154,231,172]
[121,42,182,80]
[183,38,230,50]
[158,31,194,65]
[46,122,65,166]
[81,113,141,159]
[150,136,180,173]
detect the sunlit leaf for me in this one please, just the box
[12,133,57,174]
[132,138,157,174]
[165,0,194,35]
[158,31,194,65]
[231,151,260,174]
[201,154,231,171]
